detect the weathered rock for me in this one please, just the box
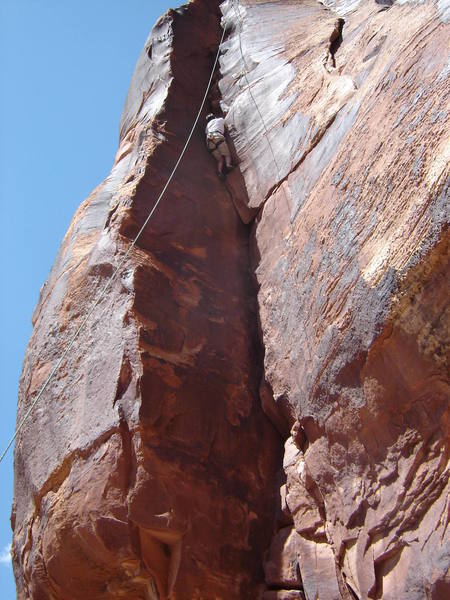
[220,0,449,598]
[12,2,281,598]
[12,0,449,599]
[297,535,343,600]
[225,167,258,224]
[263,526,302,589]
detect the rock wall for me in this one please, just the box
[220,1,449,598]
[12,2,281,598]
[13,1,449,599]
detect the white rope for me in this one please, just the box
[0,22,228,465]
[230,0,286,195]
[229,0,312,361]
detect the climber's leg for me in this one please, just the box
[218,141,232,170]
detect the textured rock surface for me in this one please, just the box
[12,2,281,598]
[13,0,449,599]
[221,0,449,598]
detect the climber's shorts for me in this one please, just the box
[206,133,231,163]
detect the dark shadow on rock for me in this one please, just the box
[225,167,258,224]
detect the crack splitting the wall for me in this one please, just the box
[328,18,345,69]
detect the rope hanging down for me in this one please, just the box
[230,0,312,361]
[0,23,228,465]
[230,0,285,191]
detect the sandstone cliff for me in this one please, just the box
[12,1,449,599]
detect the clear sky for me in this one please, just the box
[0,1,181,596]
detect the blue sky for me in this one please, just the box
[0,1,180,595]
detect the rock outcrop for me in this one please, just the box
[13,1,449,599]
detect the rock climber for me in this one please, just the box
[205,113,233,180]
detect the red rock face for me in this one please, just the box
[220,0,449,598]
[13,0,449,599]
[12,2,281,598]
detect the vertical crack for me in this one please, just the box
[325,18,345,72]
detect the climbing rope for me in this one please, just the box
[229,0,312,361]
[0,22,228,465]
[229,0,290,208]
[229,3,280,169]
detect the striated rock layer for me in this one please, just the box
[220,0,449,598]
[12,2,281,598]
[13,1,449,599]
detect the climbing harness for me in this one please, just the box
[0,22,228,465]
[206,131,227,153]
